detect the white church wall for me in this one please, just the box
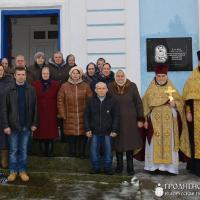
[85,0,141,89]
[0,0,141,90]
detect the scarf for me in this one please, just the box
[111,79,132,95]
[41,79,51,92]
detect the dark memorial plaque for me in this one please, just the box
[146,37,192,71]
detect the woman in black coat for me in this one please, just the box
[0,64,13,168]
[26,52,46,84]
[91,63,115,92]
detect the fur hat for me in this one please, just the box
[69,66,83,77]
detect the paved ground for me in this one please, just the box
[0,156,200,200]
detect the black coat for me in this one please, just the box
[2,82,38,131]
[26,63,46,84]
[90,71,115,92]
[47,58,73,84]
[84,94,120,135]
[0,75,13,149]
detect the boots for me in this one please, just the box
[39,141,46,156]
[7,172,17,182]
[115,152,123,173]
[1,150,8,169]
[68,141,76,157]
[126,151,135,175]
[19,172,30,182]
[78,136,86,159]
[46,140,54,157]
[44,140,54,157]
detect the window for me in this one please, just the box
[34,31,45,39]
[48,31,58,39]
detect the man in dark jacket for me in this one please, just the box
[2,67,37,182]
[84,82,119,175]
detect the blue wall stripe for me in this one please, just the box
[1,9,59,16]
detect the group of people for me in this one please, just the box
[0,50,200,183]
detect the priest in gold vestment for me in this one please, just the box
[182,51,200,177]
[143,64,190,175]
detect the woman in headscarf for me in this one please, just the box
[108,70,144,175]
[57,66,92,158]
[32,67,60,156]
[83,62,98,86]
[66,54,76,68]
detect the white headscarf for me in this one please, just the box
[115,69,127,86]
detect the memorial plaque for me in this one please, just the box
[146,37,192,71]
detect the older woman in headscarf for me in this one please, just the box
[108,70,144,175]
[32,67,60,156]
[27,52,46,84]
[57,66,92,158]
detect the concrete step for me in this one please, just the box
[30,139,88,157]
[28,156,90,173]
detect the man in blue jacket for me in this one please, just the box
[84,82,119,175]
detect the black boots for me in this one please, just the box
[46,141,54,156]
[78,141,85,159]
[39,140,54,157]
[115,151,135,175]
[68,136,86,158]
[68,141,76,157]
[115,152,123,173]
[78,136,87,159]
[126,151,135,175]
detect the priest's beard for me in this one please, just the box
[155,78,168,86]
[158,80,167,85]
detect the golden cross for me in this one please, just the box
[164,86,176,101]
